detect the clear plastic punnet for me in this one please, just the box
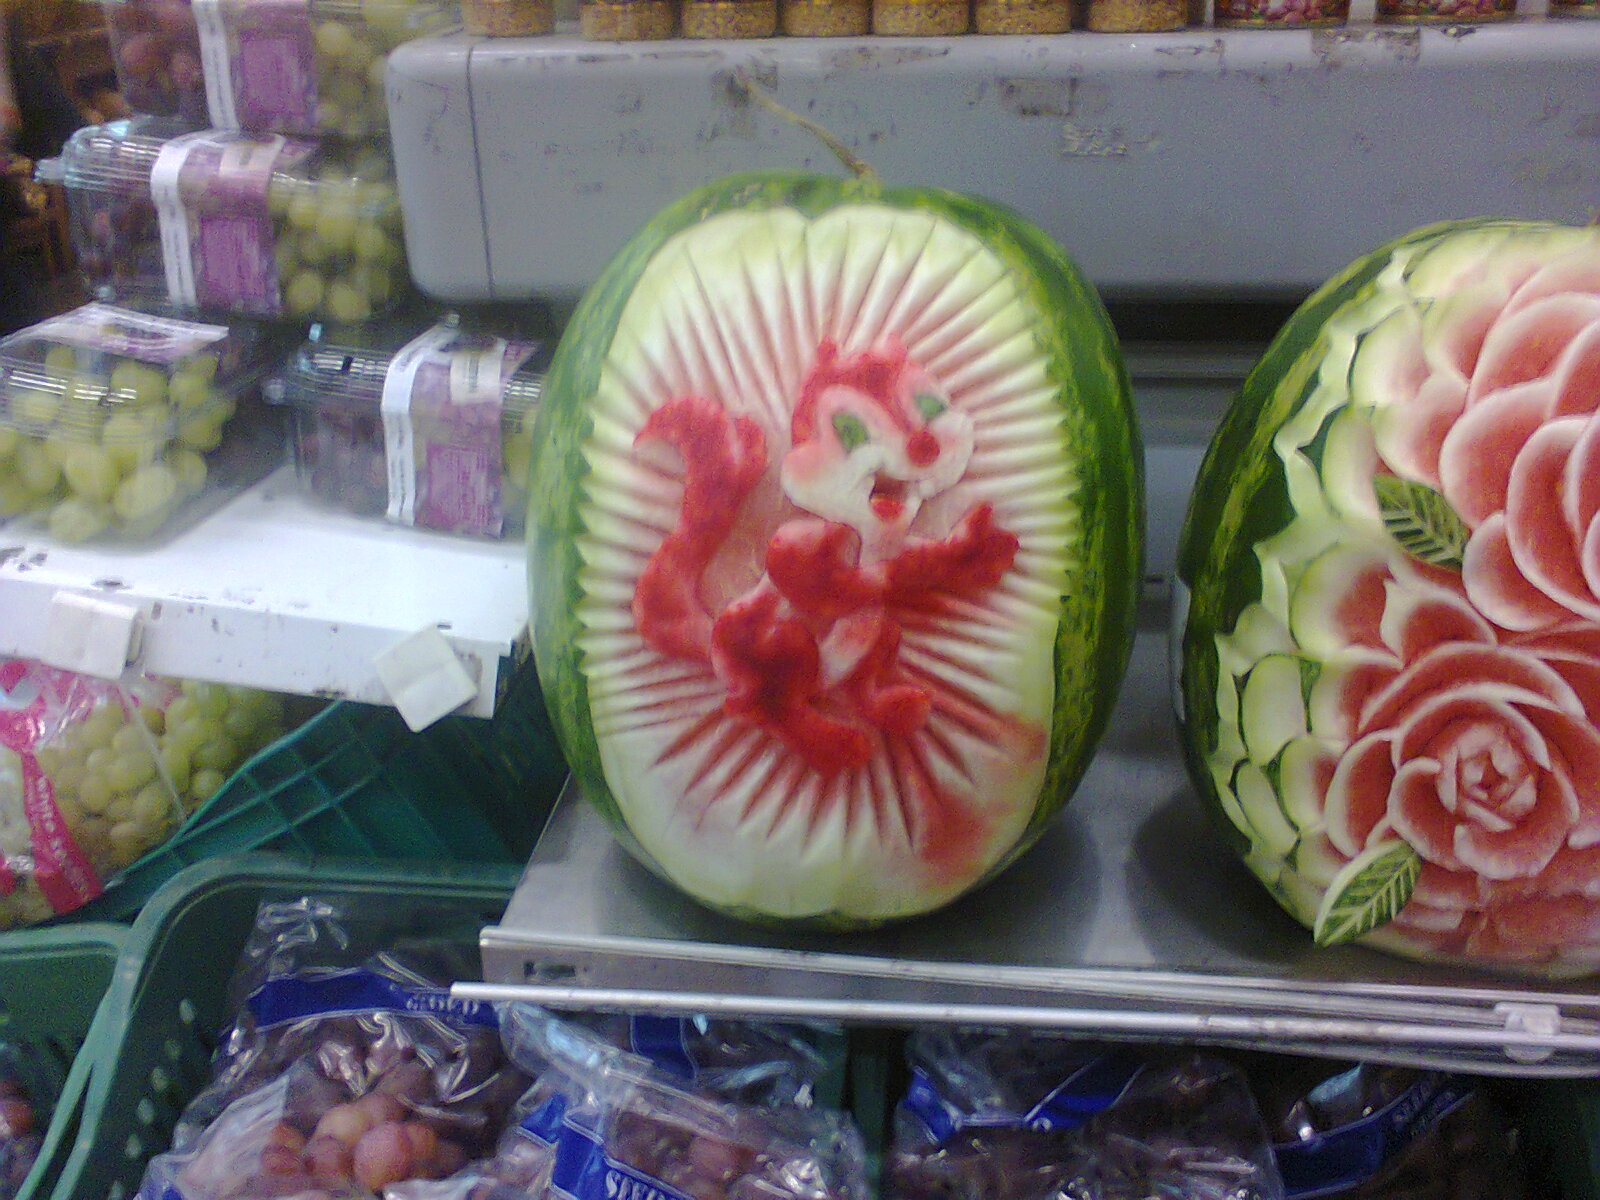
[102,0,209,127]
[268,315,549,539]
[0,302,286,543]
[46,121,407,322]
[193,0,460,140]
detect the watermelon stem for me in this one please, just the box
[733,72,881,186]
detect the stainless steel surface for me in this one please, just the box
[472,346,1600,1073]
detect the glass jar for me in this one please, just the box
[463,0,555,33]
[580,0,678,37]
[872,0,969,34]
[1214,0,1346,23]
[682,0,778,35]
[1376,0,1511,19]
[1084,0,1185,27]
[974,0,1070,31]
[780,0,871,33]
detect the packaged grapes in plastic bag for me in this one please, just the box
[139,891,530,1200]
[0,1044,45,1200]
[885,1029,1285,1200]
[1243,1057,1527,1199]
[452,1004,871,1200]
[0,659,290,927]
[268,314,551,539]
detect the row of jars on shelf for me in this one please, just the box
[463,0,1591,42]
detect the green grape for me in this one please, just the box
[366,53,388,94]
[109,360,167,408]
[220,703,259,744]
[138,705,165,736]
[33,744,64,776]
[503,433,531,483]
[361,0,414,43]
[178,354,219,384]
[79,703,125,749]
[62,443,121,502]
[47,498,111,543]
[102,407,166,461]
[51,791,84,830]
[0,478,35,516]
[167,369,211,413]
[15,438,61,495]
[315,202,358,255]
[112,462,180,524]
[296,231,331,265]
[326,282,371,323]
[352,223,397,264]
[187,682,232,720]
[110,722,151,758]
[178,411,226,452]
[78,771,113,815]
[163,718,208,764]
[129,780,173,825]
[162,695,200,731]
[283,269,327,317]
[42,430,82,467]
[42,344,76,380]
[158,741,192,794]
[11,387,60,429]
[0,425,18,457]
[274,238,298,278]
[287,192,321,231]
[338,111,370,142]
[189,767,227,806]
[313,17,358,56]
[192,734,239,773]
[170,448,208,496]
[106,749,158,793]
[267,177,296,218]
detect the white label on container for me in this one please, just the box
[193,0,239,129]
[448,341,510,407]
[381,322,461,527]
[151,133,209,308]
[28,303,229,365]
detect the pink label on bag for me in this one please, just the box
[21,758,102,914]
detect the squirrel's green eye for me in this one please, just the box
[833,412,869,452]
[914,393,947,421]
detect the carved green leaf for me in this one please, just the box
[1373,475,1468,570]
[1313,839,1421,947]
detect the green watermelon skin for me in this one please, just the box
[529,171,1141,927]
[1177,218,1600,976]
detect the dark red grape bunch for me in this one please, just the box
[0,1076,40,1200]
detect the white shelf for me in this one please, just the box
[0,466,530,717]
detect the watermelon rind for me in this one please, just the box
[529,171,1141,927]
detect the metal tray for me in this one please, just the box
[464,348,1600,1076]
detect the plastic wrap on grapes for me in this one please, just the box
[0,659,293,928]
[1242,1057,1527,1199]
[885,1032,1284,1200]
[500,1004,844,1110]
[0,1053,43,1200]
[104,1,209,125]
[169,893,529,1170]
[496,1005,870,1200]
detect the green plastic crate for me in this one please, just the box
[61,658,566,925]
[0,923,126,1200]
[51,853,520,1200]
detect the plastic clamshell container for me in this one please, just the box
[45,853,519,1200]
[49,121,406,322]
[0,923,127,1200]
[101,0,208,127]
[0,302,285,544]
[195,0,460,140]
[270,316,549,538]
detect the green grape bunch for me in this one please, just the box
[0,342,239,542]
